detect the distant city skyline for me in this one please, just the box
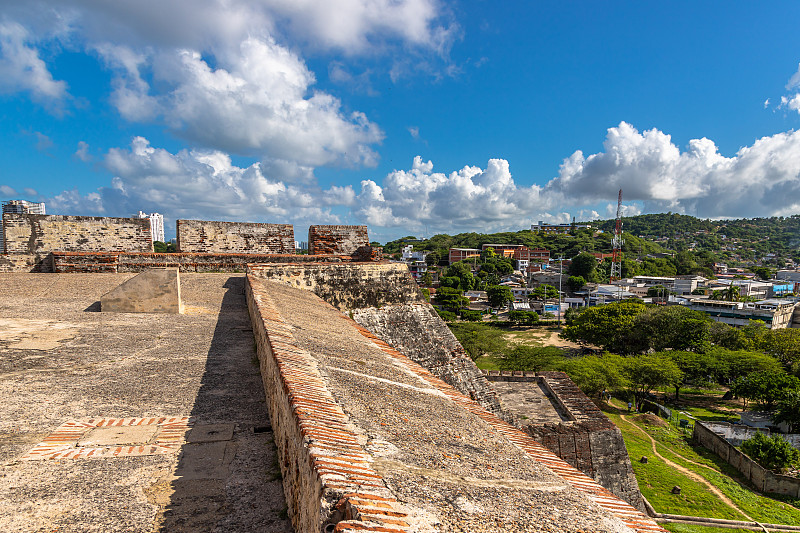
[2,2,800,242]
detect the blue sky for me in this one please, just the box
[2,1,800,243]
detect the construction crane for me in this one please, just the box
[610,189,624,281]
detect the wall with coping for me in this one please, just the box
[308,225,368,255]
[176,219,294,254]
[0,253,53,273]
[3,214,152,254]
[245,274,664,533]
[50,252,347,273]
[694,421,800,498]
[247,262,424,311]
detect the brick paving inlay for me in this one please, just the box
[19,417,192,460]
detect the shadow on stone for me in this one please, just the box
[84,301,101,312]
[154,276,291,533]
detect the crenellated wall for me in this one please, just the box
[2,214,153,254]
[176,219,294,254]
[308,225,368,255]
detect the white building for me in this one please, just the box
[401,244,428,262]
[134,211,165,243]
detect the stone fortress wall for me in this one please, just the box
[308,225,368,255]
[0,214,659,531]
[486,370,644,511]
[1,213,153,271]
[176,219,294,254]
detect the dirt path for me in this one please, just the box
[619,414,754,522]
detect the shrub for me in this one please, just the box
[460,309,482,322]
[436,308,456,322]
[741,432,800,471]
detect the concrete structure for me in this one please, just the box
[2,199,46,215]
[308,224,368,255]
[687,298,798,329]
[134,211,165,243]
[694,421,800,498]
[100,268,183,314]
[176,219,294,254]
[674,275,706,295]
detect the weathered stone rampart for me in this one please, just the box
[176,219,294,254]
[2,213,152,254]
[308,225,368,255]
[247,262,424,310]
[245,275,663,532]
[351,303,511,422]
[486,370,644,511]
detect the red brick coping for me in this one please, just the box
[246,275,412,533]
[19,417,191,460]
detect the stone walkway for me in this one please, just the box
[0,273,290,533]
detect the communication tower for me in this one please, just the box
[610,189,624,281]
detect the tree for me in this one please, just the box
[531,284,558,304]
[487,285,514,308]
[425,251,441,266]
[153,240,168,253]
[623,354,683,405]
[561,300,647,353]
[499,346,563,372]
[460,309,482,322]
[570,252,598,281]
[420,271,433,287]
[646,284,668,298]
[567,275,586,292]
[723,285,740,302]
[751,266,774,281]
[449,323,507,361]
[558,353,629,397]
[435,287,469,313]
[773,390,800,433]
[731,370,800,410]
[632,306,711,353]
[741,432,800,471]
[508,310,539,326]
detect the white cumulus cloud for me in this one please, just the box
[0,22,67,110]
[47,136,348,225]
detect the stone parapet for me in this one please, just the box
[245,275,413,533]
[247,262,424,311]
[176,219,294,254]
[308,225,368,255]
[2,214,152,254]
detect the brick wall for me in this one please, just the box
[176,219,294,254]
[2,214,153,254]
[694,421,800,498]
[308,225,368,255]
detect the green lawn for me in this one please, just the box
[604,400,800,527]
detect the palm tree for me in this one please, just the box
[723,285,740,302]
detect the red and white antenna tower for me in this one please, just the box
[610,189,624,281]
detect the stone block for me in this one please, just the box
[101,268,183,314]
